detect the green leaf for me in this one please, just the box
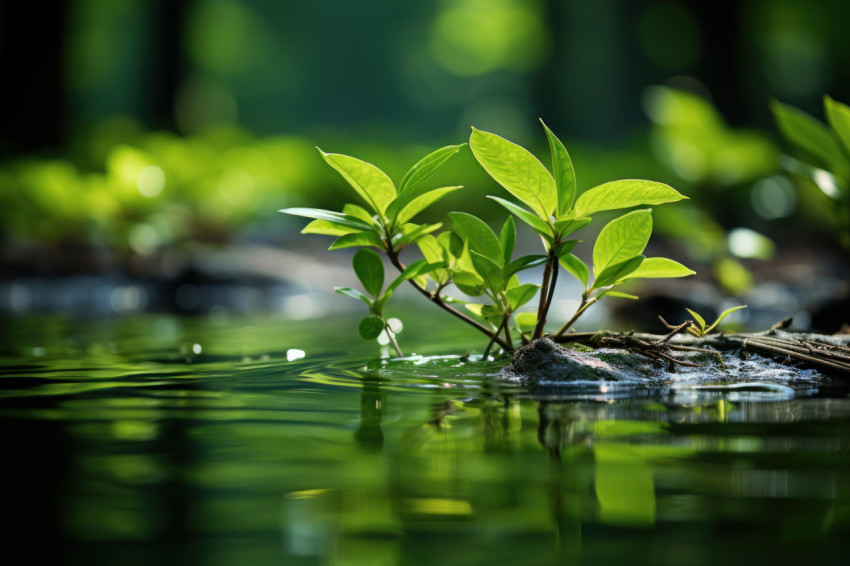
[704,305,747,334]
[771,100,848,178]
[353,248,384,297]
[599,290,639,300]
[452,270,487,297]
[469,127,557,219]
[280,207,375,232]
[470,250,505,292]
[387,260,444,293]
[504,254,548,278]
[825,95,850,157]
[594,256,645,289]
[417,235,451,283]
[499,216,516,265]
[506,283,539,310]
[540,119,577,215]
[592,209,653,277]
[487,196,552,236]
[559,254,589,289]
[553,216,591,238]
[439,231,465,259]
[329,231,384,250]
[551,239,578,258]
[685,308,706,332]
[342,203,378,224]
[359,315,385,340]
[392,222,442,248]
[448,212,504,265]
[399,144,465,195]
[573,180,686,217]
[318,149,396,215]
[392,186,461,226]
[618,257,694,281]
[301,218,360,237]
[334,287,372,307]
[514,312,537,332]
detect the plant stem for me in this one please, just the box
[484,317,507,358]
[503,315,514,351]
[386,249,512,351]
[554,293,597,338]
[533,253,555,340]
[387,326,403,357]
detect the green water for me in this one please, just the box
[2,313,850,566]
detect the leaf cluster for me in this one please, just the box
[280,120,696,355]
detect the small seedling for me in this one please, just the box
[682,305,748,338]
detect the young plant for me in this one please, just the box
[281,145,515,352]
[336,249,441,356]
[681,305,748,338]
[469,122,694,339]
[772,96,850,252]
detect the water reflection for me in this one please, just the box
[1,314,850,565]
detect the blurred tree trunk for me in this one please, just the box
[149,0,188,131]
[0,1,69,152]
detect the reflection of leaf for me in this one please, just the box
[594,444,656,527]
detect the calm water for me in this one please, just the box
[2,313,850,566]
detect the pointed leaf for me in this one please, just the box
[280,207,374,232]
[499,216,516,265]
[594,256,645,289]
[439,231,465,258]
[329,231,384,250]
[469,127,557,218]
[771,100,848,179]
[387,260,445,293]
[487,196,552,236]
[685,308,706,332]
[540,119,577,215]
[470,250,505,292]
[599,290,639,300]
[359,315,385,340]
[392,222,442,248]
[353,248,384,297]
[399,143,465,195]
[593,209,653,277]
[452,270,486,296]
[704,305,747,334]
[825,95,850,157]
[393,186,461,226]
[448,211,504,265]
[417,235,451,283]
[574,180,686,217]
[301,218,360,237]
[559,254,589,289]
[504,254,548,278]
[618,257,695,281]
[553,216,591,238]
[506,283,540,310]
[334,287,372,307]
[343,203,378,225]
[318,150,396,215]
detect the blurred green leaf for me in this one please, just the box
[771,100,848,180]
[506,283,539,310]
[825,95,850,157]
[334,287,372,306]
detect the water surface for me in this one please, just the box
[2,313,850,565]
